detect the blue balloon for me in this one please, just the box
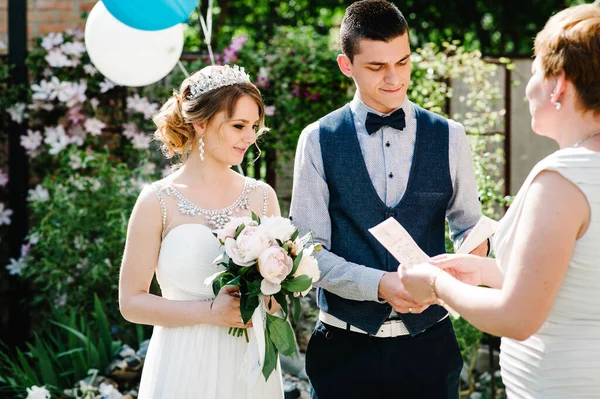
[102,0,198,31]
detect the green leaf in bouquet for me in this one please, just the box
[290,250,303,276]
[276,238,284,247]
[246,278,262,297]
[234,224,246,238]
[266,313,296,357]
[262,332,278,381]
[290,228,299,242]
[293,296,302,323]
[273,292,288,317]
[240,289,259,325]
[211,273,231,296]
[252,211,261,223]
[282,274,312,293]
[226,275,242,287]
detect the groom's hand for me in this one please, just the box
[377,272,430,314]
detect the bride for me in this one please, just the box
[118,64,284,398]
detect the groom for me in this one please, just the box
[290,1,487,398]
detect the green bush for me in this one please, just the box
[0,295,128,398]
[8,149,153,336]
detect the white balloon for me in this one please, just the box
[84,1,184,87]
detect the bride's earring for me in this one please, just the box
[199,136,205,161]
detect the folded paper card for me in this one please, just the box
[369,215,499,318]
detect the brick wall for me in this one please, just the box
[0,0,95,49]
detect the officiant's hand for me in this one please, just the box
[210,285,253,328]
[378,272,430,314]
[398,263,441,303]
[430,254,483,286]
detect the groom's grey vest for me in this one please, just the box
[318,104,453,336]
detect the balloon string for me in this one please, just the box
[177,60,190,78]
[197,2,215,65]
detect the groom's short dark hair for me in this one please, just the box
[340,0,409,62]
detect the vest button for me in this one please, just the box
[386,211,396,218]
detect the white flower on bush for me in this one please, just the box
[216,216,255,243]
[122,122,137,139]
[99,382,123,399]
[258,246,293,295]
[264,105,275,117]
[6,257,27,276]
[84,118,106,136]
[260,216,296,243]
[99,78,116,94]
[28,184,50,203]
[127,94,159,118]
[44,125,70,155]
[83,64,98,76]
[28,232,41,245]
[21,130,43,155]
[7,102,28,124]
[54,292,67,308]
[45,48,72,68]
[25,385,51,399]
[294,253,320,296]
[41,32,63,50]
[0,170,7,187]
[140,162,156,175]
[57,80,87,107]
[224,226,270,266]
[131,133,151,149]
[60,40,85,57]
[31,78,59,101]
[69,125,87,147]
[0,203,13,225]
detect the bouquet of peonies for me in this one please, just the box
[206,213,320,380]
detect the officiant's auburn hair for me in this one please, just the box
[153,68,267,162]
[535,3,600,115]
[340,0,409,62]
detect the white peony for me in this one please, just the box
[258,246,293,295]
[25,385,51,399]
[216,216,254,243]
[294,254,320,296]
[224,226,270,266]
[260,216,296,243]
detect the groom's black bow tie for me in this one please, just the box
[365,108,406,135]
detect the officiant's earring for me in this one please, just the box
[551,92,561,110]
[198,136,205,161]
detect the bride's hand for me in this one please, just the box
[209,285,253,328]
[429,254,483,286]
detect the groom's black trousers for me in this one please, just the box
[305,316,463,399]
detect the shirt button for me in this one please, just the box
[385,142,390,147]
[388,173,394,178]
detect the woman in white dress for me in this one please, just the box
[119,65,284,398]
[399,4,600,398]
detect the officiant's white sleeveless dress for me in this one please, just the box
[494,147,600,398]
[137,176,284,399]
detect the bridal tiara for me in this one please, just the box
[186,65,251,100]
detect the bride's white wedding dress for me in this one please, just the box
[137,177,284,399]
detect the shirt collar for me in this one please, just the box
[349,93,412,129]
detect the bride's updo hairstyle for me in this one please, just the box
[153,65,267,163]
